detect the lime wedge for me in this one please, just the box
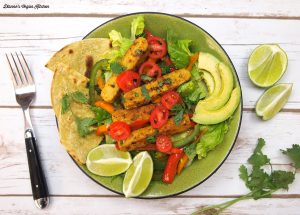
[248,44,288,87]
[86,144,132,176]
[256,83,292,120]
[123,151,153,198]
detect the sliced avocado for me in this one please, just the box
[198,52,221,99]
[201,70,215,96]
[192,87,241,125]
[197,62,234,111]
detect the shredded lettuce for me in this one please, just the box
[131,15,145,40]
[196,121,229,159]
[167,30,193,69]
[178,66,207,105]
[108,30,133,58]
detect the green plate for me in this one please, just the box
[71,12,243,198]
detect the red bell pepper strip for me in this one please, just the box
[162,149,183,184]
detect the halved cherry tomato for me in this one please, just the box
[148,36,167,59]
[109,121,131,141]
[139,61,162,81]
[156,135,173,153]
[161,91,181,110]
[150,105,169,129]
[144,29,154,40]
[130,119,149,130]
[116,70,141,92]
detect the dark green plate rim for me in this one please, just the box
[62,12,243,199]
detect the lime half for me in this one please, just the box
[248,44,288,87]
[123,151,153,198]
[86,144,132,176]
[256,83,292,120]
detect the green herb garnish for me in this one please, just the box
[75,117,97,137]
[193,138,300,215]
[141,74,154,82]
[61,91,88,114]
[61,94,71,114]
[90,106,111,125]
[110,61,125,74]
[71,91,88,104]
[171,104,185,125]
[141,85,151,101]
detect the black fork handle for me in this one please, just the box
[25,129,49,209]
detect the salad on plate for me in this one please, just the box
[46,15,241,197]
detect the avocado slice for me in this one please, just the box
[198,52,221,99]
[192,87,241,124]
[197,62,234,111]
[201,70,215,96]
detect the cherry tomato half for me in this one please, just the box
[139,61,162,81]
[150,105,169,129]
[116,70,141,92]
[109,121,131,141]
[156,135,173,153]
[130,119,149,130]
[144,29,154,40]
[148,36,167,59]
[161,91,182,110]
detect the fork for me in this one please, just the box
[6,52,49,209]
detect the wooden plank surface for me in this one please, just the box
[0,17,299,109]
[1,0,300,19]
[0,196,300,215]
[1,2,300,214]
[1,108,299,196]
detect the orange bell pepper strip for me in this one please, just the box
[96,125,108,136]
[186,52,199,71]
[95,100,115,114]
[177,153,189,174]
[97,77,105,90]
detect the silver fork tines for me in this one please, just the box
[6,52,36,107]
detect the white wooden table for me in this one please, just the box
[0,1,300,214]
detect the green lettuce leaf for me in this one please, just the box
[131,15,145,40]
[108,30,133,58]
[177,66,207,105]
[196,121,229,159]
[167,30,193,69]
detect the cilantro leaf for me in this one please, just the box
[281,144,300,168]
[141,74,154,82]
[171,104,185,125]
[90,106,111,125]
[61,94,70,114]
[141,85,151,101]
[110,62,125,74]
[71,91,88,104]
[157,60,171,75]
[239,165,249,183]
[270,170,295,190]
[75,117,97,137]
[248,138,270,167]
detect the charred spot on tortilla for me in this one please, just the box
[69,49,74,54]
[85,55,94,78]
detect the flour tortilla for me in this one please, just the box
[46,38,112,77]
[51,64,103,164]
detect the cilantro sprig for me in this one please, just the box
[193,138,300,215]
[60,91,88,114]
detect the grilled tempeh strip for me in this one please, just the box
[121,37,149,70]
[118,114,191,151]
[112,104,156,124]
[101,37,149,103]
[123,69,191,109]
